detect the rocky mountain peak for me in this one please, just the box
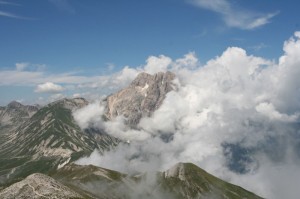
[7,100,23,109]
[130,72,153,87]
[0,101,39,127]
[130,71,175,88]
[164,162,186,180]
[105,71,176,126]
[6,101,39,114]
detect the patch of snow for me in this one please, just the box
[57,157,71,169]
[141,83,149,91]
[40,113,52,125]
[93,168,112,180]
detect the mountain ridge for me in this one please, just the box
[0,97,119,188]
[0,162,262,199]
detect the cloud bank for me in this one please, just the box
[74,32,300,199]
[35,82,64,93]
[188,0,279,30]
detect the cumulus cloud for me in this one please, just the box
[35,82,64,93]
[15,63,29,71]
[73,102,105,129]
[73,102,151,141]
[173,52,198,70]
[73,32,300,199]
[188,0,279,30]
[256,102,299,122]
[49,93,65,101]
[143,55,172,74]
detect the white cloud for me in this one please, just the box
[15,63,29,71]
[74,32,300,199]
[35,82,64,93]
[256,102,299,122]
[173,52,198,70]
[144,55,172,74]
[0,1,20,6]
[73,102,105,130]
[0,10,22,19]
[0,64,135,93]
[188,0,279,30]
[0,54,196,102]
[109,66,139,89]
[106,63,115,71]
[0,70,44,86]
[244,12,279,30]
[49,93,65,101]
[189,0,230,13]
[72,93,81,98]
[250,43,267,51]
[0,1,32,20]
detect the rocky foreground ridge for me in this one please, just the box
[0,163,262,199]
[0,173,84,199]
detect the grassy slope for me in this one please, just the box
[160,163,262,199]
[50,163,262,199]
[0,99,118,189]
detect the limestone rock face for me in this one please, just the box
[105,71,176,126]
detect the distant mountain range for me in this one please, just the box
[0,72,262,198]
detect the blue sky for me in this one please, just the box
[0,0,299,105]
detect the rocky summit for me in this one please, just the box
[0,173,84,199]
[160,163,262,199]
[105,71,176,126]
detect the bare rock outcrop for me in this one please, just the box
[105,71,176,126]
[0,173,83,199]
